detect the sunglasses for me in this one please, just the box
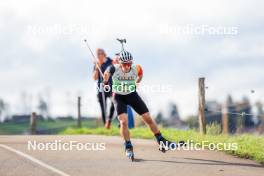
[121,63,132,67]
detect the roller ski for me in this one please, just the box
[124,141,134,161]
[125,147,135,161]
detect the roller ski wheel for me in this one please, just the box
[125,148,135,162]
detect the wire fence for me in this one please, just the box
[205,108,262,118]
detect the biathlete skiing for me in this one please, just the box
[103,39,179,161]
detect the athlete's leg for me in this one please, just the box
[118,113,130,141]
[97,93,106,124]
[112,94,133,150]
[117,108,133,155]
[109,100,115,121]
[104,95,115,129]
[118,114,133,159]
[141,112,160,134]
[119,113,133,159]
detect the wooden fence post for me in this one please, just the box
[77,96,82,128]
[30,112,37,134]
[198,77,206,134]
[222,103,229,134]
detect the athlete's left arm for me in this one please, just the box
[136,64,143,83]
[103,65,115,84]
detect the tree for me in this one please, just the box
[169,103,180,119]
[155,112,165,125]
[0,98,6,122]
[38,97,49,118]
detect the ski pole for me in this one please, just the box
[83,39,104,77]
[83,39,107,125]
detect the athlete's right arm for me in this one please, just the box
[92,67,99,80]
[103,65,116,84]
[92,62,102,81]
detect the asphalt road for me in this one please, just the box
[0,135,263,176]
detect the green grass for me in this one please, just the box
[0,122,29,134]
[0,119,98,134]
[61,127,264,164]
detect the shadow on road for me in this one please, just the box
[133,157,264,168]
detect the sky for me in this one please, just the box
[0,0,263,119]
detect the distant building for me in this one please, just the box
[166,103,186,128]
[237,97,254,128]
[5,114,44,123]
[10,115,31,123]
[205,100,222,124]
[226,95,237,134]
